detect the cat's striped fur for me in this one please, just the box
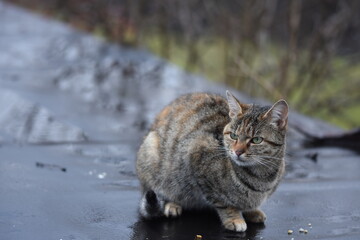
[136,91,288,232]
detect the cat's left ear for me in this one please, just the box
[263,100,289,129]
[226,90,250,118]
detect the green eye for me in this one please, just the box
[230,132,238,140]
[251,137,263,144]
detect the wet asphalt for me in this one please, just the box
[0,2,359,240]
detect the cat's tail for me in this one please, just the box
[139,190,164,218]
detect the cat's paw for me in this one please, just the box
[243,209,267,223]
[164,202,182,218]
[223,218,247,232]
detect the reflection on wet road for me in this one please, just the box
[131,210,265,240]
[0,2,359,240]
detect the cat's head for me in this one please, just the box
[223,91,288,167]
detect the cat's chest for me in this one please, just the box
[218,169,279,208]
[228,181,270,205]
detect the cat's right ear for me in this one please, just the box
[263,99,289,129]
[226,90,243,118]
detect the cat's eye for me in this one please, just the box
[230,132,238,140]
[251,137,263,144]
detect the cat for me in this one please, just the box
[136,91,288,232]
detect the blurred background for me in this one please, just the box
[8,0,360,129]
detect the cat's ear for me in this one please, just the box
[263,100,289,129]
[226,90,246,118]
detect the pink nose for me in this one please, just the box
[235,150,245,156]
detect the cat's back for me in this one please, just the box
[136,93,230,193]
[152,93,230,139]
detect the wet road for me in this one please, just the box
[1,2,360,240]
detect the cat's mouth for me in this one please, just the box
[230,155,255,167]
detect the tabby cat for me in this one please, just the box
[136,91,288,232]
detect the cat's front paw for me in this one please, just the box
[164,202,182,218]
[224,218,247,232]
[243,209,267,223]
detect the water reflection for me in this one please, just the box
[130,209,265,240]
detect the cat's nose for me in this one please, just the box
[235,150,245,156]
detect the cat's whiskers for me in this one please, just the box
[248,154,283,161]
[252,158,276,170]
[259,159,280,170]
[248,155,281,170]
